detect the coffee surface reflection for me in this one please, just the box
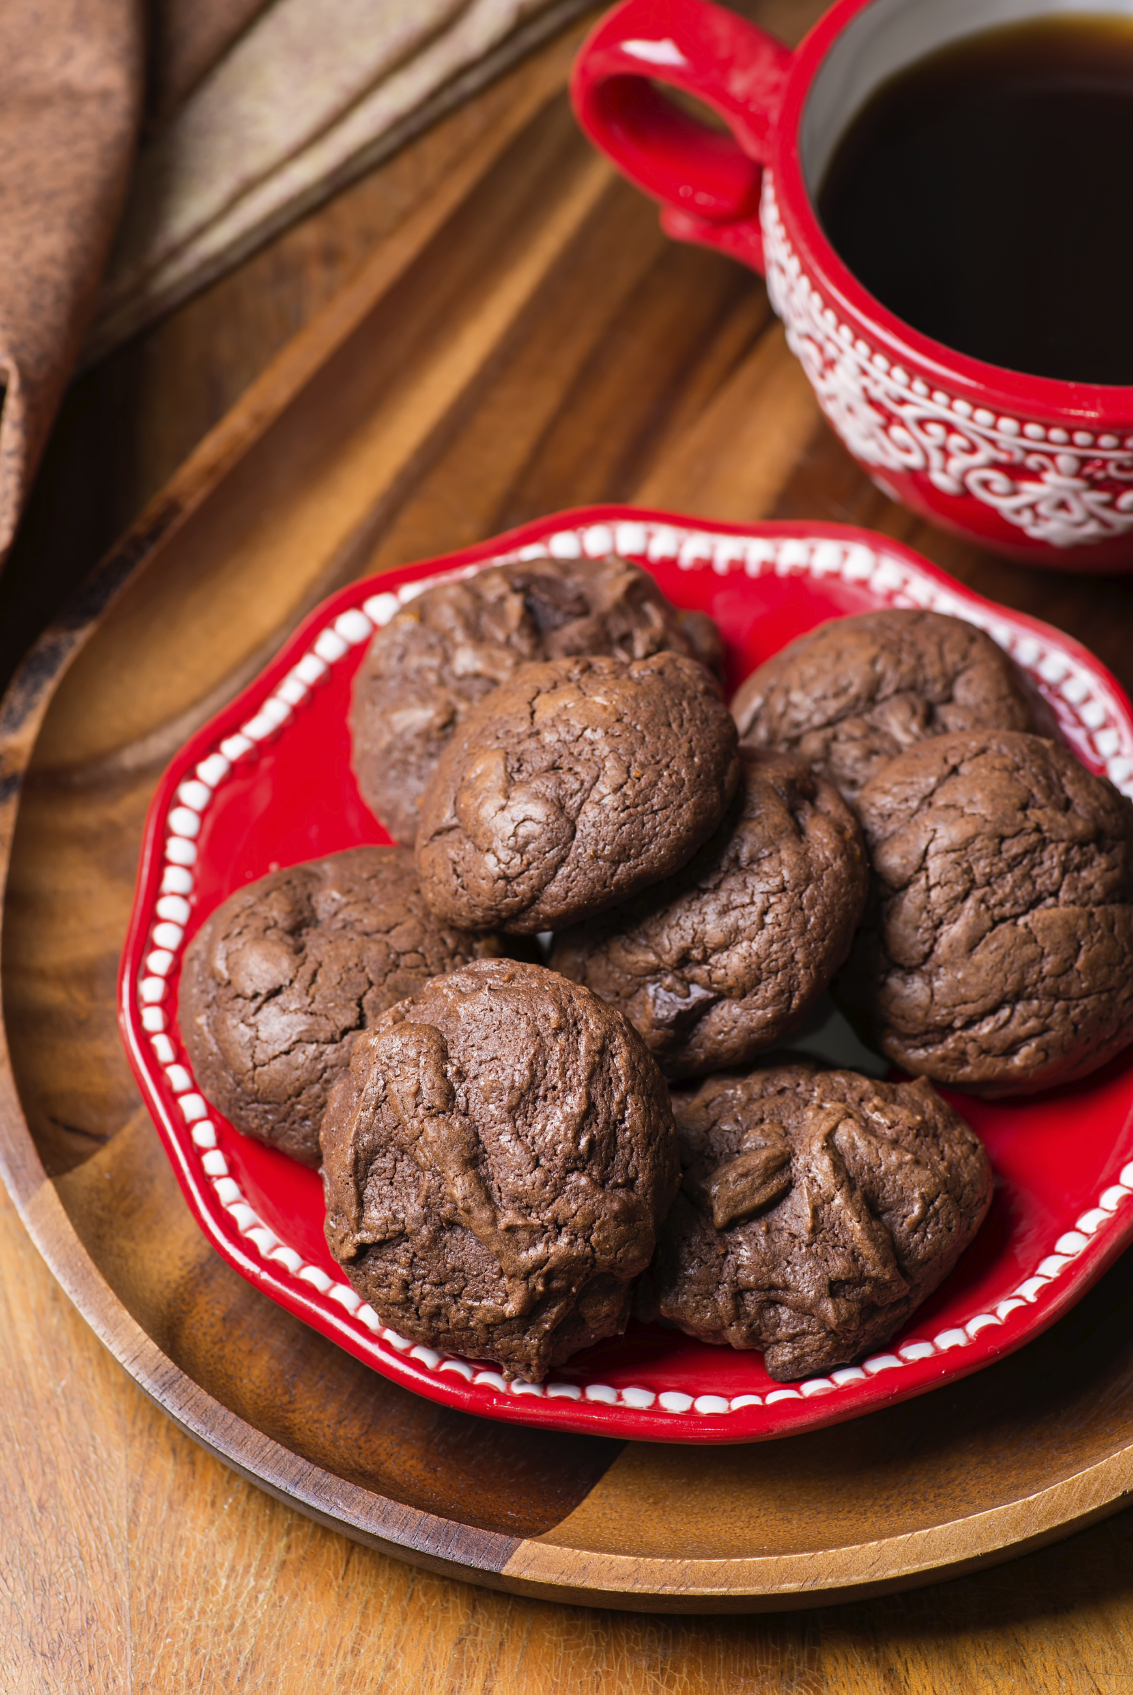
[817,16,1133,385]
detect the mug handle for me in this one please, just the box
[570,0,793,275]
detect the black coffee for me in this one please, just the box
[817,15,1133,384]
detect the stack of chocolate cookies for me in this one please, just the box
[179,565,1133,1386]
[736,608,1133,1096]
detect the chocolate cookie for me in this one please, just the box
[638,1059,992,1380]
[550,748,868,1078]
[321,958,680,1380]
[180,847,502,1166]
[731,609,1037,804]
[351,555,722,844]
[415,651,741,934]
[845,730,1133,1094]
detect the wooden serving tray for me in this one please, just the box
[4,55,1133,1613]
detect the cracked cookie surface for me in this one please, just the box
[844,729,1133,1094]
[638,1059,992,1380]
[731,609,1037,805]
[351,555,722,844]
[551,748,868,1078]
[321,958,680,1380]
[180,846,501,1166]
[415,650,740,934]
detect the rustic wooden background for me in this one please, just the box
[4,0,1133,1688]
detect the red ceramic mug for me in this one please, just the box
[571,0,1133,570]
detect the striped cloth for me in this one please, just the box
[85,0,597,362]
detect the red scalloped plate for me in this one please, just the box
[119,505,1133,1444]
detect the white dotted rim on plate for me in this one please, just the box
[135,519,1133,1417]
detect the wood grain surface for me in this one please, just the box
[6,1,1133,1687]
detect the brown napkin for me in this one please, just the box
[86,0,597,363]
[0,0,140,567]
[148,0,275,127]
[0,0,594,569]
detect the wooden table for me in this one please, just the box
[5,3,1133,1687]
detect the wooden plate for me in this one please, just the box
[5,83,1133,1604]
[119,506,1133,1446]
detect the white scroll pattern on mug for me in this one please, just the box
[762,178,1133,549]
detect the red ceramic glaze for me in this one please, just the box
[120,506,1133,1444]
[571,0,1133,570]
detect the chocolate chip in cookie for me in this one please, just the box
[351,556,722,844]
[551,748,868,1077]
[638,1059,992,1380]
[415,651,740,934]
[321,958,680,1381]
[179,846,502,1165]
[731,608,1039,805]
[844,729,1133,1094]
